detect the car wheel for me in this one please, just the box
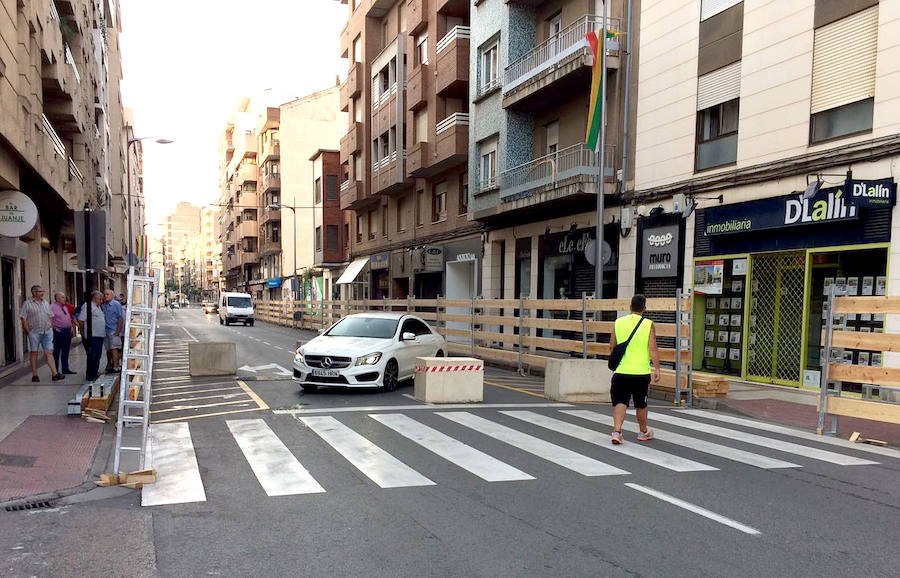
[249,321,254,327]
[382,359,399,392]
[225,319,230,326]
[301,385,318,392]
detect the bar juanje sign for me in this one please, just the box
[704,179,896,236]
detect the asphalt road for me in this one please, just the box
[2,307,899,577]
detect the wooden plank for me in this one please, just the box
[829,363,900,387]
[412,299,438,307]
[826,396,900,425]
[830,330,900,352]
[475,299,522,308]
[442,299,473,308]
[440,328,471,338]
[833,296,900,314]
[416,312,437,321]
[522,298,584,310]
[443,314,472,323]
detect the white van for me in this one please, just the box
[219,292,254,326]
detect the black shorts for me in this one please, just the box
[611,373,651,409]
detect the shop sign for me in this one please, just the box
[694,259,724,295]
[641,224,680,278]
[0,191,38,238]
[704,186,860,236]
[266,277,282,288]
[63,252,84,273]
[456,252,477,262]
[849,178,896,207]
[370,252,390,270]
[414,246,444,272]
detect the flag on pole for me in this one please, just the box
[137,234,148,262]
[585,27,606,152]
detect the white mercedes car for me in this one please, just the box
[292,312,446,392]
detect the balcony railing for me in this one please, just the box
[504,15,620,94]
[41,114,66,157]
[64,43,80,84]
[49,0,60,23]
[372,149,399,171]
[436,112,469,135]
[499,142,615,200]
[340,179,350,191]
[68,158,84,184]
[437,25,470,54]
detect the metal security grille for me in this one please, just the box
[747,252,805,384]
[642,277,676,352]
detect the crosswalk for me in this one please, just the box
[142,406,894,507]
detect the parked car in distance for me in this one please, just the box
[292,313,446,392]
[202,301,218,314]
[219,292,254,326]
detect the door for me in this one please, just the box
[2,259,15,364]
[397,318,432,378]
[746,251,806,385]
[445,260,475,344]
[547,13,562,58]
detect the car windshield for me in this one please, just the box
[227,297,251,308]
[327,317,399,339]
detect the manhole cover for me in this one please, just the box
[0,453,36,467]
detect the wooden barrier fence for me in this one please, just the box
[251,295,721,399]
[819,292,900,434]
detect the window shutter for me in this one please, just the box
[701,0,742,21]
[697,61,742,111]
[811,6,878,114]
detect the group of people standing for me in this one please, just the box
[20,285,126,383]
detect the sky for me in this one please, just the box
[118,0,348,234]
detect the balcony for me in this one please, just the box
[435,27,469,98]
[260,204,280,225]
[237,191,259,209]
[499,142,616,203]
[407,0,427,35]
[236,131,258,157]
[340,122,363,162]
[239,252,258,267]
[433,113,468,171]
[238,220,258,239]
[340,179,372,211]
[340,61,363,112]
[502,15,620,110]
[226,253,240,271]
[260,142,280,164]
[407,141,430,177]
[373,151,409,195]
[407,64,429,111]
[237,163,258,184]
[261,173,281,192]
[436,0,467,16]
[260,238,281,256]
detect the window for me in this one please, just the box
[545,120,559,155]
[383,20,389,47]
[397,197,406,231]
[414,109,428,143]
[381,204,387,237]
[389,126,397,154]
[416,33,428,66]
[416,189,425,227]
[811,98,874,144]
[326,225,338,251]
[481,40,499,93]
[696,98,739,171]
[479,137,498,190]
[353,34,362,62]
[325,175,339,201]
[344,223,350,248]
[401,318,432,337]
[368,210,376,240]
[315,226,322,252]
[356,214,362,243]
[459,173,468,215]
[432,181,447,223]
[314,178,322,204]
[353,97,362,123]
[353,154,362,180]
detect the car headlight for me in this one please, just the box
[355,352,382,366]
[294,349,304,364]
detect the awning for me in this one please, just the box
[335,257,369,285]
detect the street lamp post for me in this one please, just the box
[126,136,173,271]
[269,203,298,298]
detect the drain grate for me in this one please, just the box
[5,500,55,512]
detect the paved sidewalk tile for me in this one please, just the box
[0,416,102,501]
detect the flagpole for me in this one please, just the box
[595,3,608,299]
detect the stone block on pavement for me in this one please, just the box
[188,342,237,376]
[414,357,483,403]
[544,359,612,403]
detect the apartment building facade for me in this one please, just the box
[162,202,201,287]
[311,149,349,300]
[469,0,633,307]
[257,107,281,299]
[199,205,222,296]
[629,0,900,388]
[0,0,136,370]
[337,0,481,300]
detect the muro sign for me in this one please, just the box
[0,190,38,238]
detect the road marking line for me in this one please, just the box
[503,411,717,472]
[154,386,243,397]
[262,341,271,346]
[400,393,425,402]
[625,483,761,535]
[237,380,269,410]
[227,419,325,496]
[150,399,255,414]
[299,416,435,489]
[142,422,206,507]
[273,402,573,415]
[151,407,267,424]
[675,409,900,460]
[152,392,250,405]
[484,380,547,399]
[182,327,198,342]
[437,412,628,476]
[562,410,801,470]
[642,411,878,466]
[371,414,534,482]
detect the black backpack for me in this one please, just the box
[608,316,645,371]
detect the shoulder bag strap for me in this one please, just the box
[620,316,645,350]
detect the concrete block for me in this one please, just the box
[188,342,237,376]
[544,359,613,403]
[414,357,483,403]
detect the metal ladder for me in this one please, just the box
[112,267,161,474]
[675,288,694,407]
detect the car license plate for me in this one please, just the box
[311,369,339,377]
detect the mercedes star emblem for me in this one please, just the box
[321,357,333,368]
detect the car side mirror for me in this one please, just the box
[401,331,416,341]
[318,328,327,334]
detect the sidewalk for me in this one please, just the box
[707,380,900,445]
[0,343,108,503]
